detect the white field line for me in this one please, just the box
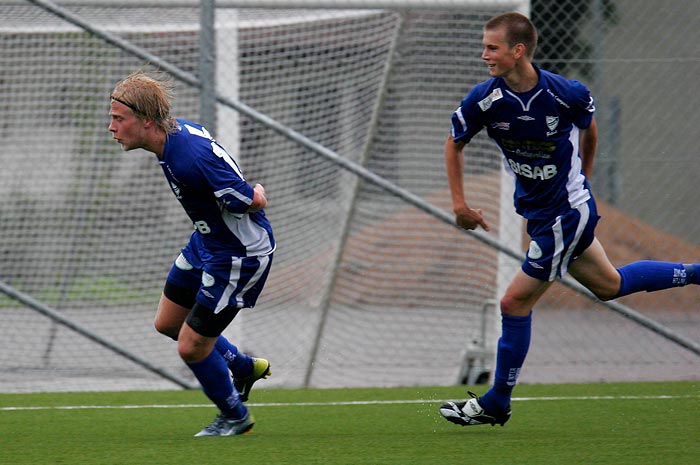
[1,394,698,412]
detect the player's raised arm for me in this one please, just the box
[444,134,490,231]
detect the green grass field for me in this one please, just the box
[1,381,698,465]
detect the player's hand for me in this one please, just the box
[250,183,267,211]
[454,206,489,231]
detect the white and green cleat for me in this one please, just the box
[233,357,271,402]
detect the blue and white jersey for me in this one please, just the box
[451,67,595,220]
[160,119,275,257]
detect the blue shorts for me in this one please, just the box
[522,197,600,282]
[166,233,273,313]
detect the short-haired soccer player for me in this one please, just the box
[440,12,700,427]
[109,71,274,437]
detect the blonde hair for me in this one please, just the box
[111,71,178,134]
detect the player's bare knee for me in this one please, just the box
[177,341,208,363]
[177,344,194,362]
[153,319,179,340]
[500,294,528,316]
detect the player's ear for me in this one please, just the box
[512,42,526,59]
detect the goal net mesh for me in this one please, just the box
[2,1,698,393]
[1,3,513,391]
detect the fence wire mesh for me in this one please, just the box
[0,0,698,392]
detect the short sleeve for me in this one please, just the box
[568,80,595,129]
[450,91,486,144]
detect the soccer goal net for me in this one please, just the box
[1,0,529,392]
[3,0,698,393]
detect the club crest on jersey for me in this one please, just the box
[478,88,503,111]
[546,116,559,136]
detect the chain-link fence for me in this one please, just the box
[0,0,698,392]
[523,0,700,383]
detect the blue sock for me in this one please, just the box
[479,312,532,414]
[616,261,700,298]
[187,350,247,418]
[215,336,253,378]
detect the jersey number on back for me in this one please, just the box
[184,123,246,180]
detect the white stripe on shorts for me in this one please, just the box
[549,202,590,281]
[214,254,270,314]
[549,218,565,282]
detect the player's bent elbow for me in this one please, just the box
[248,199,266,212]
[249,187,267,211]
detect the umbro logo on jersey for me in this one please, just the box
[517,115,535,121]
[201,289,215,300]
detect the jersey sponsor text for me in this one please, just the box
[507,159,558,180]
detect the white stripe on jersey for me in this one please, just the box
[453,107,467,134]
[214,187,252,206]
[504,89,543,111]
[565,126,590,209]
[221,210,273,257]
